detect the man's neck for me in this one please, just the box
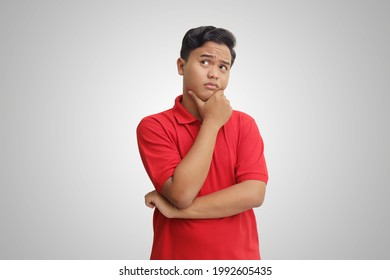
[181,92,201,120]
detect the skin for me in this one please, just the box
[144,41,266,219]
[178,41,232,121]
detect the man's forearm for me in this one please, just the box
[162,122,219,208]
[174,180,266,219]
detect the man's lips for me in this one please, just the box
[204,83,218,90]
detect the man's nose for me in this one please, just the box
[207,67,219,79]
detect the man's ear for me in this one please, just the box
[177,58,185,76]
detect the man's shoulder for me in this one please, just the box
[228,110,261,137]
[231,110,256,124]
[138,108,174,125]
[136,108,176,138]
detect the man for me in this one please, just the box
[137,26,268,259]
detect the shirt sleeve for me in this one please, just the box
[136,116,181,193]
[235,114,269,184]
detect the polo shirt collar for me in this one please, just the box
[173,95,199,124]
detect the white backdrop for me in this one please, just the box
[1,0,389,259]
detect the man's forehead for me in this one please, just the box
[193,42,231,61]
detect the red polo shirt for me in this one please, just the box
[137,95,268,259]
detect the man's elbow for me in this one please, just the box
[162,185,194,209]
[169,195,194,209]
[162,177,197,209]
[252,196,265,208]
[248,180,266,208]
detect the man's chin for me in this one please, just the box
[197,90,218,102]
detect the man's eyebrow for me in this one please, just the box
[200,54,231,66]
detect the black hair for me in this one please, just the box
[180,26,236,66]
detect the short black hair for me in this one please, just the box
[180,26,236,66]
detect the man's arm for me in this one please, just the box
[162,90,232,209]
[145,180,266,219]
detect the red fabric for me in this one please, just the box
[137,95,268,260]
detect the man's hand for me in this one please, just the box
[145,190,179,219]
[189,90,232,129]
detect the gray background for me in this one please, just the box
[1,0,389,259]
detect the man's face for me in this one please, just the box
[177,41,232,101]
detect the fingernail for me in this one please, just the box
[188,90,193,95]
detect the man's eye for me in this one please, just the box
[201,60,209,65]
[220,65,228,70]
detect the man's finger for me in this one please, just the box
[145,197,156,208]
[215,90,225,97]
[188,90,204,108]
[146,202,155,209]
[145,190,157,208]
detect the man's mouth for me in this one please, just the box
[204,83,218,90]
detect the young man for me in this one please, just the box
[137,26,268,260]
